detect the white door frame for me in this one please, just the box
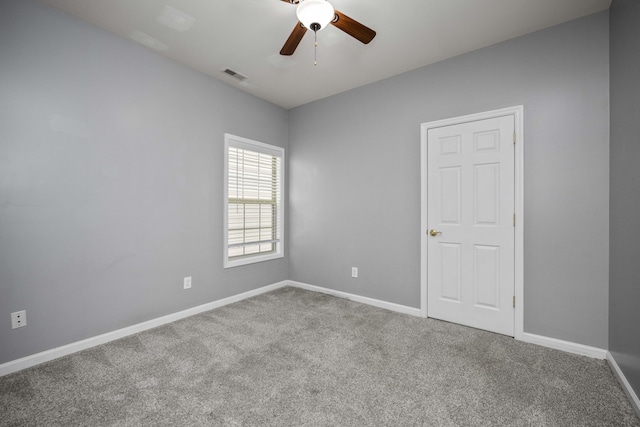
[420,105,524,340]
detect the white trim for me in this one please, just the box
[420,105,525,340]
[286,280,423,317]
[1,278,615,384]
[420,121,429,318]
[520,332,607,359]
[607,351,640,416]
[513,107,525,340]
[0,281,289,377]
[288,281,610,364]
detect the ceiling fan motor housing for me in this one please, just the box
[296,0,335,31]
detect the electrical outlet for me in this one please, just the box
[351,267,358,278]
[11,310,26,329]
[183,276,192,289]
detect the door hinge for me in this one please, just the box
[513,296,516,308]
[513,132,516,144]
[513,214,516,226]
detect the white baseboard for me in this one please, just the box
[520,332,607,359]
[286,280,423,317]
[0,279,616,382]
[0,281,289,377]
[287,281,612,362]
[607,351,640,416]
[293,284,639,416]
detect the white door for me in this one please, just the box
[427,115,515,336]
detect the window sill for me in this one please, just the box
[224,252,284,269]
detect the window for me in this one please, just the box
[224,134,284,268]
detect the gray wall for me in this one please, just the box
[289,12,610,348]
[609,0,640,400]
[0,0,288,364]
[0,0,614,366]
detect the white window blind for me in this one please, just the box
[224,134,284,268]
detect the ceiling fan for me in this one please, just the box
[279,0,376,58]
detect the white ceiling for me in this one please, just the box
[40,0,612,109]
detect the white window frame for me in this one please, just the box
[224,133,284,268]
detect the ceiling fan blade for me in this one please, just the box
[280,22,307,55]
[331,10,376,44]
[279,0,298,3]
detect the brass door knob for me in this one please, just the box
[429,229,442,237]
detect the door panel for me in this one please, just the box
[473,244,500,309]
[440,167,461,224]
[427,115,515,336]
[439,243,462,302]
[474,163,500,225]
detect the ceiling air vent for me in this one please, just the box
[222,68,248,81]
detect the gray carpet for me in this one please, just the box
[1,286,638,426]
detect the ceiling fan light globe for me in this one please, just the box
[296,0,335,32]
